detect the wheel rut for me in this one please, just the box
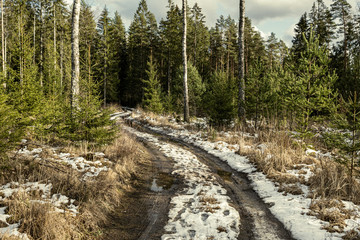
[126,122,295,240]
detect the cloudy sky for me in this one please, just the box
[68,0,359,45]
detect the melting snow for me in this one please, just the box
[123,114,360,240]
[125,127,240,239]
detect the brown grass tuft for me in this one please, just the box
[309,159,360,204]
[308,199,354,233]
[1,127,149,239]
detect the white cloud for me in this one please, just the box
[72,0,359,44]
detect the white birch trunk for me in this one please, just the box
[182,0,190,122]
[71,0,80,112]
[1,0,5,79]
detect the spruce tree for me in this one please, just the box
[126,0,158,106]
[204,71,236,126]
[142,55,163,114]
[97,6,111,105]
[108,11,127,104]
[292,13,310,61]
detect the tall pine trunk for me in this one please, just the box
[40,2,44,87]
[182,0,189,122]
[238,0,246,120]
[54,3,57,72]
[71,0,80,112]
[1,0,5,79]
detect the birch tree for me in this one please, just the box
[71,0,80,112]
[238,0,246,120]
[182,0,189,122]
[1,0,5,79]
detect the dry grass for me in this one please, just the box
[125,110,360,235]
[308,198,354,233]
[343,229,360,240]
[308,159,360,204]
[0,128,149,239]
[5,191,81,240]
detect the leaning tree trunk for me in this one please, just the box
[71,0,80,113]
[182,0,190,122]
[238,0,246,120]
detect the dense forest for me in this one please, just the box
[0,0,360,153]
[1,0,360,239]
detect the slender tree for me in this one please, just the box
[182,0,189,122]
[238,0,246,120]
[1,0,5,79]
[331,0,352,72]
[71,0,80,112]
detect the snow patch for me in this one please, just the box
[125,127,240,239]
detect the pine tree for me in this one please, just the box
[159,0,182,99]
[174,63,205,115]
[204,71,236,126]
[266,32,281,70]
[331,0,353,72]
[244,17,267,74]
[286,29,337,135]
[323,92,360,198]
[309,0,335,47]
[0,89,22,161]
[188,3,210,77]
[142,55,163,114]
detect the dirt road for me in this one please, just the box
[107,119,294,239]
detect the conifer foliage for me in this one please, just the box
[1,0,360,158]
[142,55,163,114]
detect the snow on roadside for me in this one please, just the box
[124,126,240,240]
[0,181,78,239]
[0,144,110,239]
[17,145,110,180]
[123,116,360,240]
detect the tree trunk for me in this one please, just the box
[167,49,171,96]
[182,0,190,122]
[104,25,107,106]
[60,29,64,89]
[71,0,80,112]
[40,2,44,87]
[33,14,35,65]
[238,0,246,120]
[54,3,57,72]
[1,0,5,79]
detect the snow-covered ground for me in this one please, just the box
[125,126,241,239]
[120,111,360,240]
[0,144,110,239]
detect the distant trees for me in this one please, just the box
[1,0,360,137]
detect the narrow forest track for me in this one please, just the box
[102,136,184,240]
[123,120,295,240]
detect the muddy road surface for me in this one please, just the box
[110,120,295,240]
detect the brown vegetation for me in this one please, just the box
[0,129,149,239]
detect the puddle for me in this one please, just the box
[151,179,163,192]
[150,172,174,192]
[217,169,232,182]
